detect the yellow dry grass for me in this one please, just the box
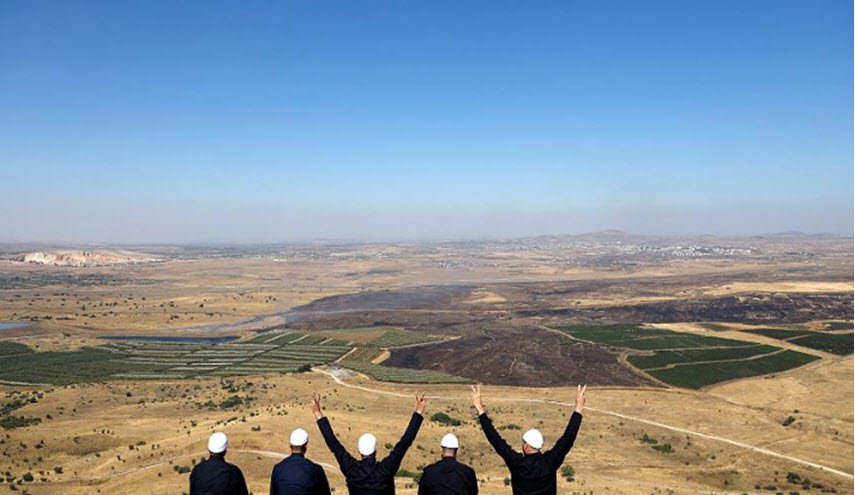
[463,291,508,305]
[3,366,851,495]
[704,281,853,296]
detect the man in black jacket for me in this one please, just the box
[189,432,250,495]
[270,427,331,495]
[312,392,426,495]
[418,433,478,495]
[472,384,586,495]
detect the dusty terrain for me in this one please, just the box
[0,233,851,493]
[1,362,851,495]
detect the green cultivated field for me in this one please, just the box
[0,326,458,385]
[110,335,352,379]
[647,351,820,389]
[0,348,164,385]
[554,324,749,350]
[824,321,854,331]
[365,328,440,348]
[0,342,34,357]
[553,324,820,388]
[745,328,854,355]
[627,345,779,370]
[747,328,811,340]
[0,332,352,384]
[788,333,853,355]
[341,347,383,362]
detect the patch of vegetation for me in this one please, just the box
[0,272,136,290]
[367,328,440,348]
[639,433,658,444]
[789,333,853,355]
[553,324,749,350]
[627,345,779,370]
[217,395,253,410]
[560,465,575,482]
[342,347,383,362]
[0,397,32,416]
[646,351,819,389]
[743,328,852,355]
[782,415,796,427]
[0,348,164,385]
[396,469,419,479]
[698,323,734,331]
[555,324,819,388]
[336,361,471,384]
[747,328,811,340]
[0,342,33,357]
[0,415,41,430]
[785,472,835,492]
[824,321,853,331]
[430,412,462,427]
[0,332,353,383]
[651,442,674,453]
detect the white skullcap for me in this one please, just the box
[440,433,459,449]
[207,432,228,454]
[358,433,377,456]
[522,429,544,450]
[290,428,309,447]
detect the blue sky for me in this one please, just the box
[1,1,852,242]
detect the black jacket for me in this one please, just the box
[189,454,249,495]
[270,452,331,495]
[418,457,478,495]
[317,412,423,495]
[478,411,582,495]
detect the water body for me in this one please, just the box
[100,335,239,344]
[0,322,31,331]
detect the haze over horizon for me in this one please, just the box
[1,1,852,243]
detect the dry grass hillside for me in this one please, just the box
[2,362,851,495]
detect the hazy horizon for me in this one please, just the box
[1,224,852,247]
[2,1,852,243]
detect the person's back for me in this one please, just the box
[483,449,562,495]
[337,453,401,495]
[312,392,426,495]
[471,385,586,495]
[270,428,331,495]
[418,434,477,495]
[189,432,249,495]
[270,454,329,495]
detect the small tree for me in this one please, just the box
[560,465,575,482]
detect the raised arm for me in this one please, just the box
[312,393,357,474]
[472,385,519,464]
[545,385,586,469]
[381,394,426,473]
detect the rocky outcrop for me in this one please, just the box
[19,250,159,267]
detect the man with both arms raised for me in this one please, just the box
[472,383,586,495]
[311,392,426,495]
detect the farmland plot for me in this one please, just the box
[554,325,820,388]
[744,328,854,355]
[0,333,353,384]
